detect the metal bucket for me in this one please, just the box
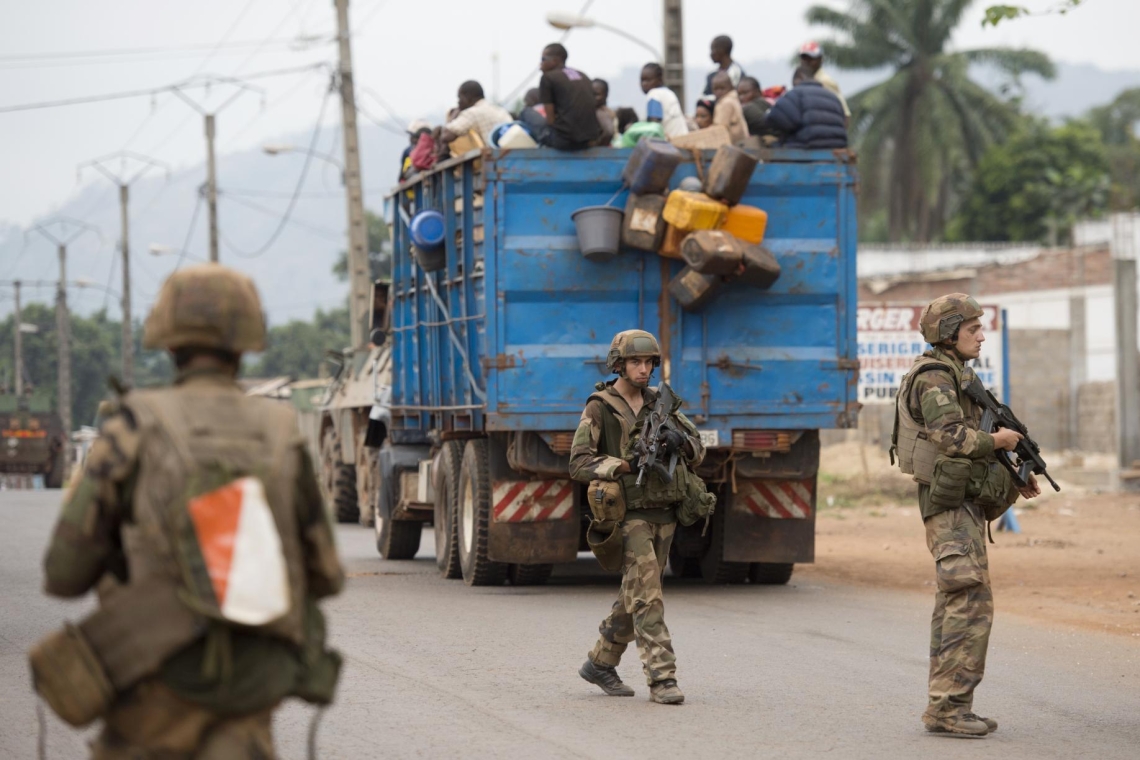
[571,205,624,263]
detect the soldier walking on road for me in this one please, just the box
[569,330,712,705]
[892,294,1040,737]
[31,264,345,758]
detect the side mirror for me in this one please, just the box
[369,328,387,346]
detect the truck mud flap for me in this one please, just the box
[487,479,580,564]
[722,477,816,564]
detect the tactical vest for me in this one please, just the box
[589,388,688,510]
[121,381,308,646]
[892,354,979,485]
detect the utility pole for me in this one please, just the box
[663,0,685,107]
[78,151,167,384]
[13,280,22,397]
[171,77,264,263]
[31,219,100,464]
[334,0,372,349]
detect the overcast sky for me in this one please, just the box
[2,0,1139,232]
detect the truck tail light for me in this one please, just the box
[546,432,575,454]
[731,430,793,452]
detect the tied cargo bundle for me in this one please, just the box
[704,145,759,206]
[680,230,746,275]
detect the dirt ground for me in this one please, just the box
[800,442,1140,638]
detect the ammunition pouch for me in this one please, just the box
[928,456,971,511]
[677,471,717,528]
[586,519,624,572]
[969,459,1018,522]
[588,479,627,523]
[28,624,114,728]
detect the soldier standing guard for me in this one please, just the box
[569,330,712,705]
[892,294,1040,737]
[31,264,345,758]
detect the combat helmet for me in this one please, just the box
[606,329,661,374]
[919,293,983,344]
[143,263,266,353]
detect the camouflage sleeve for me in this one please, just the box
[914,370,995,459]
[43,410,139,598]
[673,410,706,467]
[568,399,626,482]
[295,446,345,599]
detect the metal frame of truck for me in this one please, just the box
[375,146,859,587]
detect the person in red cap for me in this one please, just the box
[799,41,850,124]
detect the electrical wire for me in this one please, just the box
[0,37,322,63]
[219,80,336,258]
[176,194,204,271]
[356,102,409,137]
[223,194,345,242]
[222,65,329,148]
[500,0,595,106]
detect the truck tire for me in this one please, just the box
[699,509,749,585]
[749,562,794,585]
[374,506,422,560]
[457,439,507,587]
[433,441,463,579]
[508,563,553,586]
[356,442,379,528]
[320,427,358,523]
[668,543,703,579]
[43,454,65,489]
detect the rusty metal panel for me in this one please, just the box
[488,510,580,564]
[722,477,817,563]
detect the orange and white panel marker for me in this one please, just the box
[735,479,814,519]
[188,476,290,625]
[492,479,576,522]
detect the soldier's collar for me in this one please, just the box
[931,346,965,370]
[175,366,241,387]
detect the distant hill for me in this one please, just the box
[1,59,1135,325]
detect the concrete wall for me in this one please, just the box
[1077,381,1117,454]
[1008,329,1071,451]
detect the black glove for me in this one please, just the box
[659,428,686,455]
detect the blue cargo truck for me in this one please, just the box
[374,147,859,587]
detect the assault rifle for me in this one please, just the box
[963,379,1061,492]
[632,382,681,486]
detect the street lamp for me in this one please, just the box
[545,11,662,60]
[262,143,345,185]
[149,243,206,263]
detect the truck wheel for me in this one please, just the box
[43,455,65,489]
[374,508,422,560]
[508,563,553,586]
[433,441,463,579]
[699,510,749,584]
[333,465,359,524]
[356,443,379,528]
[320,427,358,523]
[749,562,794,585]
[457,439,507,587]
[668,543,703,579]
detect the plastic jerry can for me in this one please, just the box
[721,204,769,244]
[662,190,728,231]
[703,145,759,206]
[621,194,668,252]
[668,266,721,312]
[736,245,781,289]
[680,230,746,275]
[622,138,685,195]
[658,224,685,259]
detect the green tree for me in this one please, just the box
[333,210,391,282]
[948,120,1110,243]
[807,0,1055,241]
[1086,87,1140,209]
[250,306,351,380]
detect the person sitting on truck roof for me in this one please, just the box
[536,43,601,150]
[704,35,745,96]
[693,95,715,130]
[640,63,689,138]
[611,106,639,146]
[710,71,747,144]
[762,66,848,149]
[593,78,617,147]
[737,76,771,137]
[440,80,513,146]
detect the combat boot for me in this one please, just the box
[649,679,684,705]
[923,712,990,737]
[971,714,998,733]
[579,660,634,697]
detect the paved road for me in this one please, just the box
[3,491,1139,759]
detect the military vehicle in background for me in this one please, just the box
[317,281,392,525]
[1,389,67,488]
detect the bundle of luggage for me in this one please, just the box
[618,139,781,311]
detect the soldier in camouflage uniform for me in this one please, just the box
[36,264,345,758]
[569,330,705,705]
[893,294,1039,737]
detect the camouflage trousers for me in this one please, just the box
[924,502,993,720]
[588,519,677,685]
[91,680,277,760]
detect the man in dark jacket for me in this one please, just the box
[536,43,601,150]
[763,67,847,149]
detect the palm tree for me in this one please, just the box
[807,0,1054,241]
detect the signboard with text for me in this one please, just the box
[856,304,1004,405]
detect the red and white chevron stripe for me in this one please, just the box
[492,479,576,523]
[737,479,814,519]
